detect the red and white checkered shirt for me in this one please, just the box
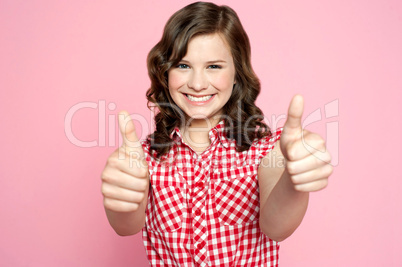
[142,120,282,266]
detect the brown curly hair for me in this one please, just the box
[146,1,270,158]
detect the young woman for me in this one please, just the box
[101,2,333,266]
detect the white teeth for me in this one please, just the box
[187,94,213,102]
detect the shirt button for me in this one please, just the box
[196,241,206,250]
[194,209,201,216]
[196,181,204,188]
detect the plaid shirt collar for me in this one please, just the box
[169,120,229,148]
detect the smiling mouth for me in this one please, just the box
[185,94,214,102]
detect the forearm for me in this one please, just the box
[259,168,309,242]
[105,189,148,236]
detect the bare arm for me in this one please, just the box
[258,141,309,242]
[258,95,333,242]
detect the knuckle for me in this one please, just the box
[302,131,312,141]
[290,174,299,185]
[101,183,108,196]
[101,171,110,183]
[101,172,114,184]
[103,198,113,209]
[294,183,306,192]
[314,135,326,149]
[121,200,139,212]
[313,151,330,165]
[304,133,325,149]
[323,164,334,176]
[138,167,149,178]
[135,180,145,191]
[286,144,297,161]
[107,156,119,168]
[100,170,107,182]
[328,153,332,163]
[313,154,325,165]
[286,162,297,175]
[317,142,326,152]
[325,152,332,164]
[137,192,146,203]
[139,179,149,191]
[130,203,140,212]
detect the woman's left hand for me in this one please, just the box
[280,95,333,192]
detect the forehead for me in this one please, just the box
[183,33,233,61]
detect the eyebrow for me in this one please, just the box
[180,59,227,64]
[206,60,226,64]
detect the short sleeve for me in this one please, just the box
[141,139,155,176]
[254,128,283,165]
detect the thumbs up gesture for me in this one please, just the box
[280,95,333,192]
[101,111,149,212]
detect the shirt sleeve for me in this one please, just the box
[254,127,283,165]
[141,139,155,175]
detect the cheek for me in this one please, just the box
[168,71,184,90]
[212,72,235,90]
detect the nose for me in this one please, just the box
[187,70,208,91]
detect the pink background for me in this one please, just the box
[1,0,401,266]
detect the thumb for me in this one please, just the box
[118,110,144,156]
[283,94,304,137]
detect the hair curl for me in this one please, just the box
[146,1,271,158]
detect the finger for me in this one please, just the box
[119,158,149,178]
[118,110,144,156]
[107,151,149,178]
[285,131,327,161]
[294,178,329,192]
[103,198,140,212]
[102,167,148,191]
[283,94,304,137]
[290,163,333,185]
[286,150,332,175]
[102,183,146,203]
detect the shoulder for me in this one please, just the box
[140,138,158,165]
[257,129,285,195]
[251,127,283,159]
[141,138,151,154]
[140,137,177,167]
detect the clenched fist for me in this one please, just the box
[101,111,149,212]
[280,95,333,192]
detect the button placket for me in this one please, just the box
[192,181,207,240]
[192,155,209,265]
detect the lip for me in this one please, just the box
[183,93,215,105]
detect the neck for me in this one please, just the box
[184,115,221,131]
[180,116,221,154]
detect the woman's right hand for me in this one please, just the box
[101,111,149,213]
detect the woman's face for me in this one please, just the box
[168,33,236,126]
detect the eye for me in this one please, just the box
[208,65,222,69]
[176,64,189,69]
